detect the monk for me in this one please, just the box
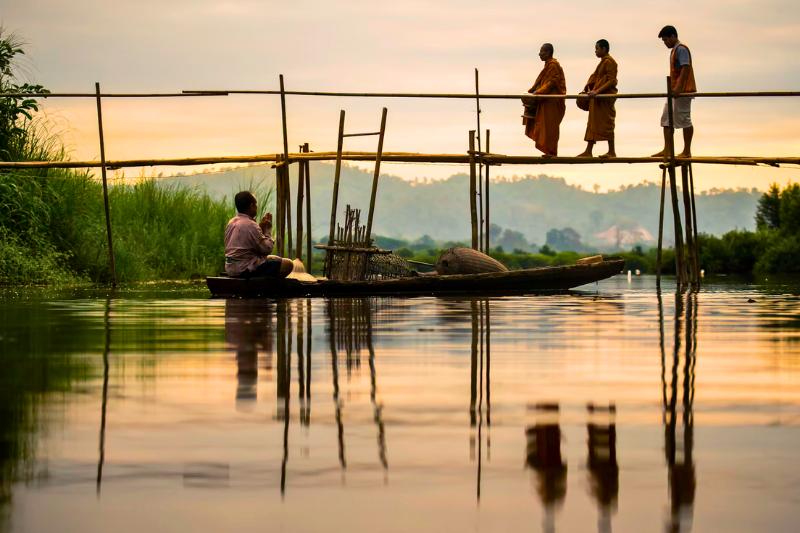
[652,25,697,158]
[577,39,618,158]
[524,43,566,157]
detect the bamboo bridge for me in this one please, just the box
[2,73,798,290]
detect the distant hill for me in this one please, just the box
[159,163,763,249]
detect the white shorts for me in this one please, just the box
[660,97,693,129]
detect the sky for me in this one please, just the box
[3,0,800,191]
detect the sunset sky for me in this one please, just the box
[4,0,799,191]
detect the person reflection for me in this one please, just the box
[526,403,567,533]
[224,299,274,409]
[586,403,618,533]
[661,291,697,532]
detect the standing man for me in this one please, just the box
[652,25,697,158]
[224,191,294,278]
[577,39,618,158]
[524,43,567,157]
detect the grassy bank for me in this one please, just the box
[0,170,235,284]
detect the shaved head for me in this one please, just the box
[541,43,554,55]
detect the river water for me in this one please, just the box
[1,276,799,532]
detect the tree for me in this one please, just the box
[497,228,529,253]
[546,227,584,251]
[0,29,49,160]
[778,183,800,236]
[755,183,781,230]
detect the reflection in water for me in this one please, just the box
[661,291,697,532]
[469,300,492,500]
[326,299,389,476]
[0,300,92,529]
[8,280,800,532]
[96,298,111,496]
[526,403,567,533]
[587,403,618,533]
[224,299,274,407]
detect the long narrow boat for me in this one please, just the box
[206,258,624,298]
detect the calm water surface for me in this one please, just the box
[2,276,800,532]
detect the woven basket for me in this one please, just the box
[435,247,509,275]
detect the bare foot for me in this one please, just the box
[651,150,667,157]
[542,153,555,159]
[677,151,691,158]
[576,151,593,158]
[599,152,616,159]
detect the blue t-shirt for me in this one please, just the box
[675,45,691,67]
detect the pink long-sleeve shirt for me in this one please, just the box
[224,213,274,276]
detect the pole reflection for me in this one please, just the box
[224,297,392,493]
[469,299,492,501]
[96,298,111,496]
[661,291,697,532]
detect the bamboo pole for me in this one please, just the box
[176,89,800,100]
[484,129,491,253]
[689,163,700,286]
[468,131,478,250]
[304,144,312,271]
[296,144,305,262]
[324,111,346,279]
[8,89,800,99]
[4,153,799,170]
[680,163,697,284]
[656,166,667,287]
[666,76,687,288]
[279,75,291,257]
[285,163,293,257]
[328,111,346,245]
[275,159,285,256]
[365,107,388,244]
[94,82,118,288]
[475,69,483,252]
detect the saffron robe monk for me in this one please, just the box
[577,39,618,158]
[524,43,566,157]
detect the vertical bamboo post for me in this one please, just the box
[689,163,700,286]
[279,74,291,257]
[475,69,483,252]
[680,164,697,284]
[275,158,284,256]
[304,143,312,272]
[656,166,667,287]
[365,107,388,245]
[328,111,346,245]
[94,83,117,288]
[468,130,478,250]
[668,166,685,288]
[296,144,305,262]
[285,163,293,257]
[666,76,686,288]
[484,129,491,253]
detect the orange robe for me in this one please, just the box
[583,55,618,142]
[525,58,566,156]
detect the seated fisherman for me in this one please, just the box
[224,191,294,278]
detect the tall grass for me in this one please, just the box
[0,121,243,284]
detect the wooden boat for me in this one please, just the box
[206,258,624,298]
